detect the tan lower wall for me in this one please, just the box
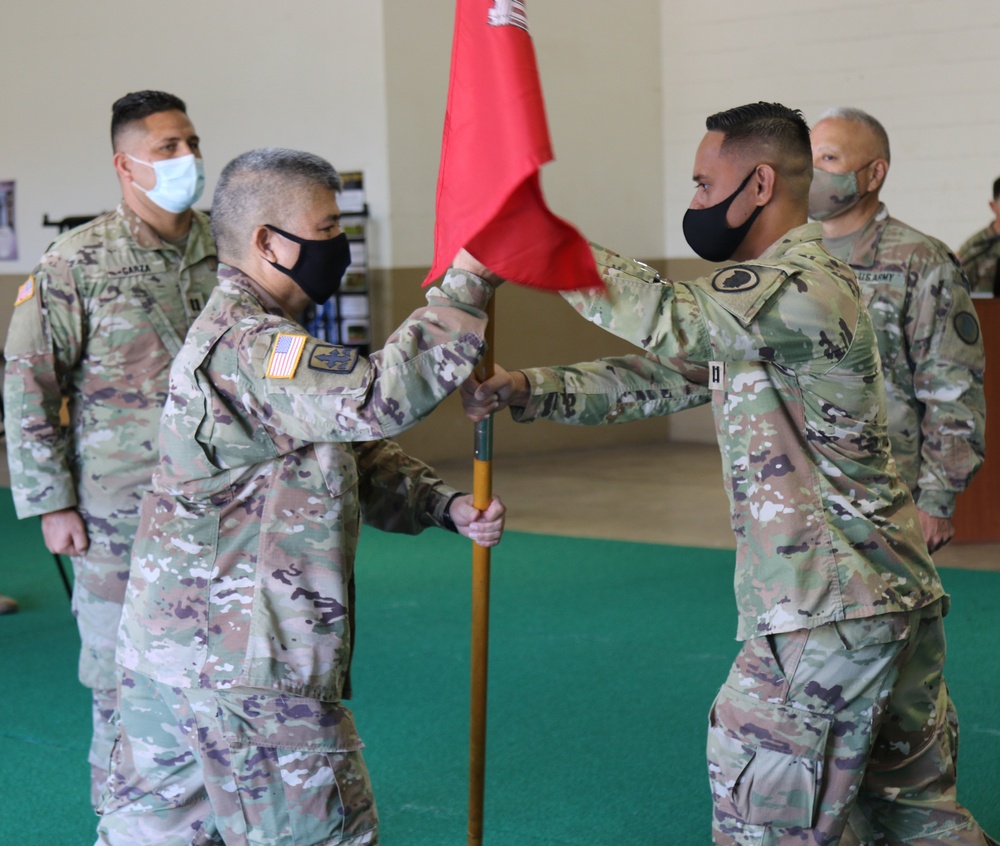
[0,258,720,465]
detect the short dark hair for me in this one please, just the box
[706,102,812,160]
[211,147,343,262]
[705,102,813,200]
[111,90,188,151]
[993,176,1000,202]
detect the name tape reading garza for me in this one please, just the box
[266,334,308,379]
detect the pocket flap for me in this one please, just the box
[708,685,831,829]
[216,690,364,752]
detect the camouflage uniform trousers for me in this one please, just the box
[707,598,994,845]
[96,670,379,846]
[72,580,122,809]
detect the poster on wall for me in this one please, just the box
[0,181,17,261]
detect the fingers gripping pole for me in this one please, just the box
[469,296,495,846]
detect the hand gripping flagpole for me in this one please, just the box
[468,295,495,846]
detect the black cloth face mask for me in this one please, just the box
[682,169,764,263]
[265,225,352,305]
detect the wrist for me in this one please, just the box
[510,370,530,408]
[441,492,466,534]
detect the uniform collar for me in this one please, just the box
[117,201,217,267]
[835,202,891,269]
[759,221,824,261]
[218,264,286,316]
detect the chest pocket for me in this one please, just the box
[314,441,360,499]
[854,271,906,371]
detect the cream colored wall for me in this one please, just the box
[0,1,393,275]
[8,3,999,460]
[660,0,1000,259]
[381,1,667,268]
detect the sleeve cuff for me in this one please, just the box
[425,269,494,312]
[915,489,957,519]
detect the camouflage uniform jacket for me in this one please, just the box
[116,265,491,701]
[956,222,1000,295]
[513,224,943,640]
[823,204,985,518]
[3,203,218,601]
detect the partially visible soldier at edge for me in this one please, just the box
[462,102,997,845]
[96,147,505,846]
[2,90,217,807]
[809,107,986,554]
[956,174,1000,295]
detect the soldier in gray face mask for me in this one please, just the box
[809,107,985,558]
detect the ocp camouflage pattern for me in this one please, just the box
[513,223,944,641]
[3,203,218,602]
[116,264,492,700]
[957,222,1000,294]
[823,204,985,518]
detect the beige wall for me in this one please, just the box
[7,2,1000,462]
[660,1,1000,257]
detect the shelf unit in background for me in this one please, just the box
[302,171,370,355]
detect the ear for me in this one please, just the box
[253,225,278,263]
[754,164,776,206]
[112,151,134,184]
[868,159,889,193]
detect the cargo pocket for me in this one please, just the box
[215,691,376,846]
[707,685,831,830]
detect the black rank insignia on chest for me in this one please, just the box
[308,343,359,374]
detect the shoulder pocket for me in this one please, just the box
[700,264,791,326]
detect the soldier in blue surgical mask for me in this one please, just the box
[3,90,218,808]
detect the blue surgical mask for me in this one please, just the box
[128,153,205,213]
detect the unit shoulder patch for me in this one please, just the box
[266,333,308,379]
[953,310,980,345]
[711,266,760,293]
[14,276,34,306]
[308,344,359,374]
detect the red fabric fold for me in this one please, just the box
[424,0,603,291]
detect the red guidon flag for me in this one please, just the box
[423,0,603,291]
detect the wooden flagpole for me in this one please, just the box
[468,296,495,846]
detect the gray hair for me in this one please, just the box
[211,147,342,262]
[816,107,891,163]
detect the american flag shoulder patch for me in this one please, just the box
[266,333,307,379]
[14,276,34,307]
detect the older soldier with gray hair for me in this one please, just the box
[4,90,217,807]
[96,147,505,846]
[463,102,996,845]
[809,106,986,554]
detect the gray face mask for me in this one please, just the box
[808,161,875,221]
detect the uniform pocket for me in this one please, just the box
[215,692,376,846]
[708,685,831,829]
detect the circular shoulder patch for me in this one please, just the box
[953,310,980,345]
[711,266,760,293]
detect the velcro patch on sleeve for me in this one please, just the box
[14,275,34,306]
[265,333,307,379]
[308,344,359,374]
[701,264,788,325]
